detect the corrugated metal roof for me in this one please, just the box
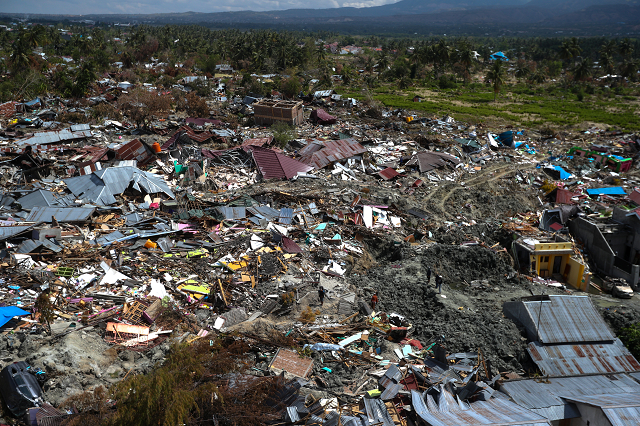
[378,167,402,180]
[247,205,280,221]
[299,139,366,169]
[64,167,173,206]
[411,389,551,426]
[522,295,616,344]
[216,206,246,220]
[249,146,313,179]
[500,374,640,421]
[563,392,640,408]
[17,190,56,209]
[17,239,62,254]
[70,124,90,131]
[406,151,462,173]
[363,397,395,426]
[20,129,93,145]
[527,339,640,376]
[279,207,293,224]
[556,188,579,204]
[26,206,95,223]
[0,225,34,241]
[281,236,302,253]
[603,406,640,426]
[17,239,42,254]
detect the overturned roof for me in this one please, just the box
[298,139,366,169]
[406,151,461,173]
[19,128,93,146]
[17,189,75,210]
[500,373,640,422]
[504,295,616,344]
[310,109,336,125]
[25,206,96,223]
[0,225,35,241]
[411,389,550,426]
[64,166,174,206]
[248,146,313,180]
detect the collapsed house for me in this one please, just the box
[512,233,589,290]
[569,212,640,287]
[253,99,304,126]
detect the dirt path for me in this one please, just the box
[436,162,537,212]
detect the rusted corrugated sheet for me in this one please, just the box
[378,167,402,180]
[281,236,302,253]
[556,188,578,204]
[242,137,272,147]
[523,295,616,344]
[161,125,214,150]
[116,138,154,165]
[0,101,20,118]
[269,348,314,378]
[630,188,640,205]
[249,146,313,180]
[527,339,640,376]
[412,389,550,426]
[299,139,366,169]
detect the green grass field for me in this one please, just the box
[337,83,640,130]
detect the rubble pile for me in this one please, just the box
[3,92,640,425]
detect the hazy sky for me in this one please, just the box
[0,0,399,15]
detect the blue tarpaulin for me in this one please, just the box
[585,187,627,196]
[490,51,509,61]
[496,131,514,147]
[0,306,30,329]
[553,165,572,180]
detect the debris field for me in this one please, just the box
[3,93,640,425]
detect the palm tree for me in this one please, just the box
[573,58,592,82]
[456,40,475,84]
[620,59,639,81]
[560,37,581,67]
[599,40,617,60]
[619,38,634,60]
[10,39,32,73]
[515,60,530,81]
[486,59,506,101]
[600,53,614,75]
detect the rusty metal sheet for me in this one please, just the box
[269,348,313,378]
[527,339,640,376]
[249,146,313,179]
[378,167,402,180]
[556,188,578,204]
[299,139,366,169]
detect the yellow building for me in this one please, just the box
[513,234,590,290]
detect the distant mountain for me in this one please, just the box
[523,0,638,12]
[1,0,637,30]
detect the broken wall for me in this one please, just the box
[569,218,615,274]
[566,257,587,291]
[569,218,638,286]
[254,100,304,126]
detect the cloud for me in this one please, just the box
[1,0,399,14]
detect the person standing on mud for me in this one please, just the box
[435,275,443,294]
[426,267,432,285]
[318,287,326,306]
[371,292,379,310]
